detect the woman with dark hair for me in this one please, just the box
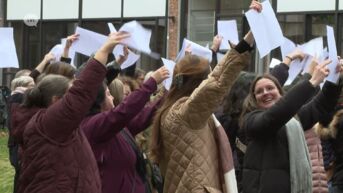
[240,59,342,193]
[150,21,256,191]
[80,66,169,193]
[10,32,129,193]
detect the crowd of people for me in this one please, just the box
[4,0,343,193]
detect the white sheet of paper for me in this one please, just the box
[72,27,107,56]
[270,58,281,68]
[161,58,176,90]
[49,44,63,61]
[217,20,239,50]
[119,20,152,54]
[326,26,340,84]
[281,37,296,60]
[245,1,284,58]
[0,28,19,68]
[284,58,306,86]
[301,55,314,75]
[319,47,329,63]
[175,38,212,62]
[298,37,323,57]
[107,23,124,57]
[120,50,140,70]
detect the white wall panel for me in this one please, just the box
[124,0,166,17]
[43,0,78,19]
[277,0,335,12]
[7,0,40,20]
[83,0,121,19]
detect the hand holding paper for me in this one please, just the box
[151,66,170,84]
[95,32,130,65]
[161,58,176,90]
[176,39,212,62]
[309,59,331,86]
[100,32,130,54]
[115,46,129,65]
[119,21,152,54]
[245,1,284,58]
[217,20,238,50]
[249,0,262,12]
[326,25,340,83]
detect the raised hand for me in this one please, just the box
[250,0,262,12]
[185,44,192,55]
[151,66,170,84]
[309,59,331,86]
[95,32,130,65]
[211,35,223,52]
[116,46,129,65]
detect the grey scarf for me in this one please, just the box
[285,118,312,193]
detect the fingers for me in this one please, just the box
[250,0,262,12]
[111,32,130,44]
[152,66,170,83]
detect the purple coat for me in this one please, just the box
[81,77,159,193]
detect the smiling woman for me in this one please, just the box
[240,59,342,193]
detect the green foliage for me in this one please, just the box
[0,134,14,193]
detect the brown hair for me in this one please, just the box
[37,62,76,82]
[239,74,284,126]
[23,74,71,108]
[150,54,210,163]
[119,76,139,91]
[108,78,124,106]
[14,69,31,78]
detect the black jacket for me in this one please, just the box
[242,80,341,193]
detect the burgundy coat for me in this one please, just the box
[81,77,158,193]
[11,58,106,193]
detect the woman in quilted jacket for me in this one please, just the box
[149,2,259,190]
[11,32,129,193]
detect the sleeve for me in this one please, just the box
[270,63,289,86]
[41,58,107,142]
[178,40,251,130]
[106,62,121,85]
[243,80,317,139]
[298,81,342,130]
[81,77,157,143]
[127,97,164,136]
[29,70,41,82]
[60,57,72,64]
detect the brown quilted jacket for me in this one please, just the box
[159,48,250,193]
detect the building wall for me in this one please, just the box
[167,0,179,60]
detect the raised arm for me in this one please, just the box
[29,53,56,81]
[178,32,253,130]
[41,32,129,142]
[244,59,331,138]
[127,96,165,136]
[81,67,169,143]
[298,62,343,130]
